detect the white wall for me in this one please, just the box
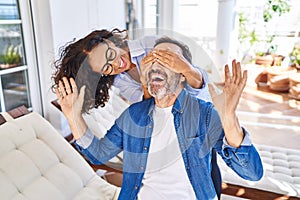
[30,0,126,135]
[49,0,126,56]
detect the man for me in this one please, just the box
[55,38,263,200]
[53,32,221,196]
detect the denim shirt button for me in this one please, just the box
[135,186,138,190]
[148,125,152,128]
[140,166,144,170]
[225,153,229,157]
[144,147,148,151]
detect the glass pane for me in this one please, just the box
[144,0,157,28]
[0,0,19,20]
[1,70,31,110]
[177,0,217,38]
[0,23,25,69]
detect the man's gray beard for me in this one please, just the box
[148,85,167,100]
[148,82,179,101]
[147,72,182,100]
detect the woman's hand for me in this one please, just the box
[141,49,192,74]
[54,77,85,121]
[151,49,192,74]
[54,77,87,139]
[141,49,203,89]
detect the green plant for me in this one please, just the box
[0,44,21,65]
[238,0,291,63]
[263,0,291,23]
[238,12,261,63]
[289,43,300,66]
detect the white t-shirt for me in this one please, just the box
[137,106,197,200]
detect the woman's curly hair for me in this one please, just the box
[51,28,128,113]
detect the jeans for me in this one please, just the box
[211,149,222,199]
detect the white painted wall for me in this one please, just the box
[48,0,126,56]
[30,0,126,135]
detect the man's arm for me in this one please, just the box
[208,60,247,147]
[207,104,263,181]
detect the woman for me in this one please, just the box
[52,28,210,113]
[52,28,221,198]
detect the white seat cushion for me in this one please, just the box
[218,144,300,197]
[0,111,119,200]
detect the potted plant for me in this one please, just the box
[255,0,290,66]
[0,44,22,69]
[289,42,300,70]
[238,0,290,66]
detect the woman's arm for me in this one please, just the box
[54,77,87,140]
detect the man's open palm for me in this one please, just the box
[208,60,247,121]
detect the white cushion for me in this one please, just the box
[218,144,300,197]
[83,87,129,163]
[83,87,129,139]
[0,111,119,200]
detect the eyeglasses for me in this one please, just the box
[101,41,117,76]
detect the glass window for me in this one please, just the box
[0,0,19,20]
[177,0,218,39]
[0,23,25,68]
[143,0,158,28]
[1,70,30,110]
[0,0,31,112]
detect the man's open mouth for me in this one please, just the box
[148,70,167,85]
[151,74,165,82]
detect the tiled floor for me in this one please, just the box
[236,65,300,150]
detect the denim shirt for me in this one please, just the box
[76,89,263,200]
[113,36,212,103]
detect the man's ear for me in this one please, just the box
[180,75,186,83]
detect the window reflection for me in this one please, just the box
[0,0,19,20]
[1,70,30,110]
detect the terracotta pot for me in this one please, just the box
[255,54,284,66]
[266,67,297,92]
[255,55,273,66]
[289,73,300,99]
[289,73,300,87]
[0,63,21,69]
[266,67,297,81]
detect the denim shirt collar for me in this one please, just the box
[173,89,188,114]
